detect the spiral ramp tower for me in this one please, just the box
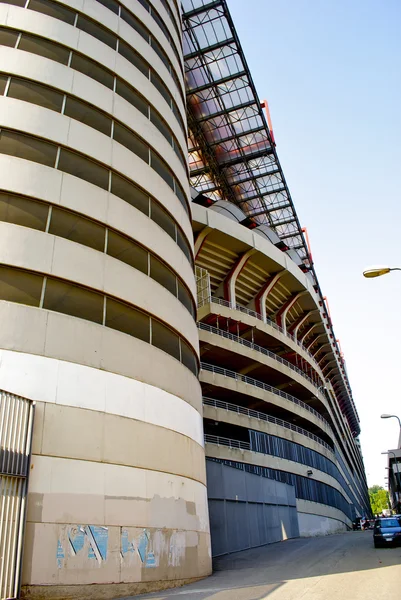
[0,0,211,597]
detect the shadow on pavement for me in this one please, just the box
[116,531,401,600]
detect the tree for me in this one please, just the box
[369,485,390,515]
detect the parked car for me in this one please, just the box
[373,517,401,547]
[352,517,361,530]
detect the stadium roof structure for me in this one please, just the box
[181,0,360,436]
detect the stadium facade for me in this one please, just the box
[0,0,369,598]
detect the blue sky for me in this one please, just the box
[228,0,401,486]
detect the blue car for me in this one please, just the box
[373,517,401,548]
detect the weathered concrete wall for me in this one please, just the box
[0,350,211,599]
[297,499,351,536]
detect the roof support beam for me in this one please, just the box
[184,38,235,60]
[216,249,257,308]
[186,71,247,95]
[276,291,308,335]
[195,226,212,258]
[182,0,222,19]
[253,271,285,322]
[290,310,318,339]
[300,322,320,345]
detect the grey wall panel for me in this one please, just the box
[208,499,227,557]
[290,507,300,537]
[287,483,297,507]
[245,470,266,503]
[257,502,268,546]
[206,460,224,499]
[247,502,261,548]
[266,505,281,543]
[223,466,248,501]
[206,461,299,556]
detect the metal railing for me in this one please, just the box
[0,390,35,600]
[203,397,333,453]
[198,295,323,374]
[200,362,331,430]
[204,433,251,451]
[197,321,322,391]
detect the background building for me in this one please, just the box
[0,0,369,598]
[386,450,401,513]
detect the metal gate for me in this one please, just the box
[0,391,34,600]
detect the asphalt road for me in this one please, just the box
[119,530,401,600]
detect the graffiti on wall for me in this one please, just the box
[121,528,156,567]
[57,526,190,571]
[57,525,108,569]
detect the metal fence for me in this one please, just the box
[205,433,251,451]
[197,321,322,390]
[0,391,35,600]
[200,361,332,431]
[203,397,333,453]
[197,295,323,371]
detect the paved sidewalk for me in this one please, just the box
[115,531,401,600]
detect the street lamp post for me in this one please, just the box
[363,266,401,278]
[381,414,401,448]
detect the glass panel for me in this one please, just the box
[172,101,185,135]
[0,266,43,307]
[173,140,187,170]
[64,97,112,136]
[76,15,117,50]
[151,319,180,360]
[113,123,148,162]
[150,108,172,145]
[180,339,198,375]
[49,206,105,251]
[137,0,150,11]
[118,41,149,77]
[175,180,188,212]
[0,130,57,166]
[0,27,19,48]
[0,0,25,6]
[149,255,176,295]
[19,34,70,65]
[107,231,148,274]
[151,8,170,40]
[150,151,174,189]
[58,149,109,190]
[28,0,76,25]
[7,77,64,112]
[150,71,171,105]
[43,278,103,323]
[150,38,169,70]
[0,193,48,230]
[176,227,192,264]
[177,280,195,317]
[106,297,150,342]
[96,0,119,14]
[110,173,149,215]
[120,8,149,42]
[150,200,175,240]
[115,79,148,116]
[0,74,9,95]
[70,53,114,89]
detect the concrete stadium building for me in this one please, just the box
[0,0,369,598]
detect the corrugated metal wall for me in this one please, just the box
[0,391,34,600]
[207,460,299,557]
